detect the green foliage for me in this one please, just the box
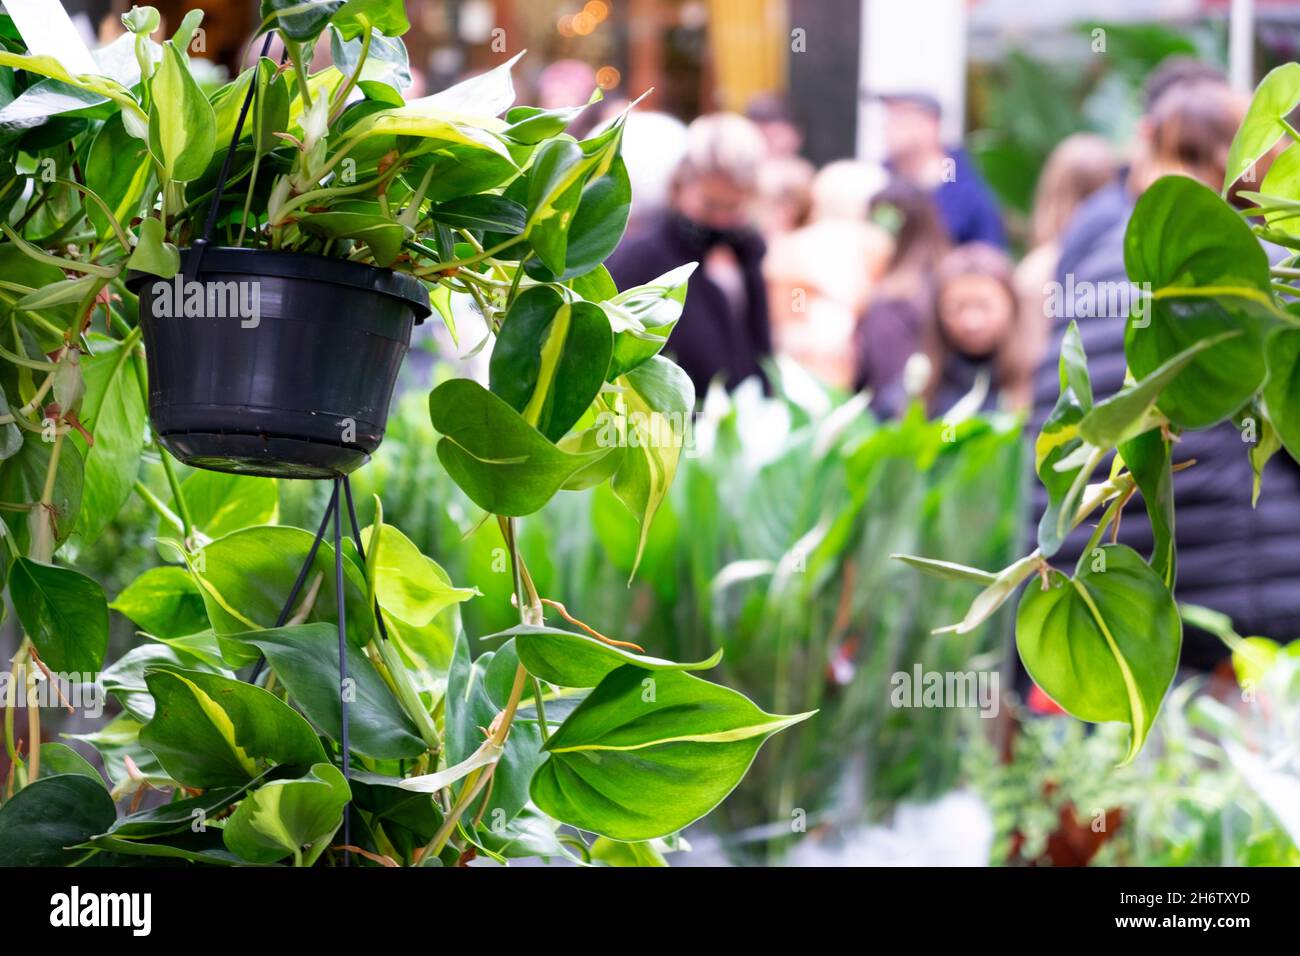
[0,5,793,868]
[1016,545,1181,764]
[901,71,1300,773]
[359,377,1029,862]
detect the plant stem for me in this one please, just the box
[28,430,64,564]
[291,41,314,110]
[411,237,525,277]
[133,480,185,534]
[0,342,55,372]
[420,518,536,861]
[532,676,549,743]
[236,150,263,247]
[3,638,29,766]
[158,447,194,541]
[0,371,56,425]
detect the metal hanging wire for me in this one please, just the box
[189,31,379,866]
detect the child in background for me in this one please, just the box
[924,243,1032,417]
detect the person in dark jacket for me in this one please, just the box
[1031,69,1300,670]
[878,92,1006,248]
[606,113,772,396]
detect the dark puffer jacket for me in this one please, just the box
[1031,179,1300,669]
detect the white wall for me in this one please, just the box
[857,0,968,162]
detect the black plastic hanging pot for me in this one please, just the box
[128,247,431,479]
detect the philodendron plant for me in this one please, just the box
[898,65,1300,766]
[0,1,809,867]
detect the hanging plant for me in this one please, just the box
[0,2,810,867]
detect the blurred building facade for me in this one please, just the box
[56,0,1300,169]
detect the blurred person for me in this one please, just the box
[878,91,1006,248]
[745,93,805,159]
[1032,62,1300,671]
[852,178,949,414]
[765,160,892,389]
[1013,134,1119,380]
[606,113,772,395]
[755,155,815,238]
[611,110,690,236]
[923,243,1030,416]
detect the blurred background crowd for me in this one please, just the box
[42,0,1300,865]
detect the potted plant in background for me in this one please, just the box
[0,1,810,867]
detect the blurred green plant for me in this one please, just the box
[968,621,1300,867]
[359,365,1028,862]
[968,21,1222,218]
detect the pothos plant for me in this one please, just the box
[898,65,1300,766]
[0,1,809,867]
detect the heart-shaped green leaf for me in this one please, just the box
[0,774,116,866]
[1123,175,1275,428]
[1264,325,1300,463]
[71,334,148,544]
[9,557,109,672]
[608,356,695,576]
[1015,544,1181,763]
[502,623,722,688]
[222,763,350,865]
[112,566,210,639]
[147,40,215,184]
[297,211,410,267]
[174,469,279,541]
[181,525,373,663]
[139,667,328,788]
[531,665,811,841]
[239,622,427,759]
[361,522,476,627]
[1223,62,1300,193]
[126,216,180,277]
[429,377,613,516]
[330,0,409,39]
[489,286,614,442]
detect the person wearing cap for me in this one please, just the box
[877,91,1006,249]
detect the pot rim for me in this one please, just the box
[126,246,432,321]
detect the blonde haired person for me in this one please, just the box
[1013,134,1119,379]
[764,160,893,389]
[606,113,774,395]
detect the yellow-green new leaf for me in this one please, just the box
[222,763,350,865]
[148,41,216,184]
[609,356,695,579]
[139,667,327,788]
